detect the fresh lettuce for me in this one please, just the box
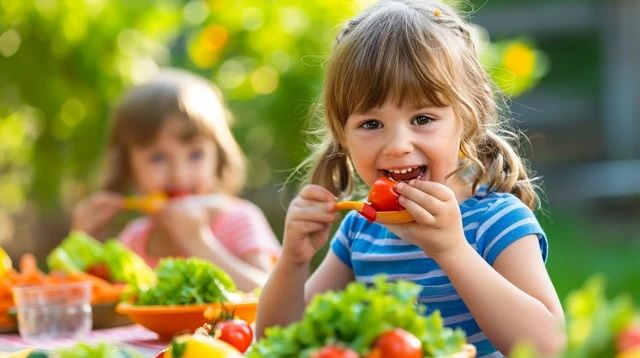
[248,277,466,357]
[102,240,155,290]
[135,257,236,305]
[46,231,155,289]
[54,342,143,358]
[46,231,104,272]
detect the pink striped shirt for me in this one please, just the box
[118,198,280,268]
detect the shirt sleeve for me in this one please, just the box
[330,211,359,268]
[211,199,281,259]
[475,195,548,265]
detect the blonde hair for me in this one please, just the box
[305,0,540,209]
[102,69,246,195]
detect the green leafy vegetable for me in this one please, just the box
[55,342,143,358]
[562,275,635,358]
[135,257,236,305]
[102,240,155,290]
[47,231,103,272]
[509,275,636,358]
[247,277,466,357]
[46,231,155,289]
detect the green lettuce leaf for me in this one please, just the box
[248,277,466,357]
[135,257,236,305]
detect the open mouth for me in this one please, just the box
[165,188,191,198]
[383,165,427,182]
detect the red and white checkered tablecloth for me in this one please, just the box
[0,325,167,357]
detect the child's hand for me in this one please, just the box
[71,191,124,237]
[282,184,337,266]
[386,180,467,260]
[151,197,215,253]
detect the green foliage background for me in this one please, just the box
[0,0,544,214]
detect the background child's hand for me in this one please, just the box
[282,184,337,266]
[71,191,124,238]
[151,197,216,254]
[386,180,467,260]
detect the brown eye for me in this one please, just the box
[412,114,433,125]
[361,119,382,130]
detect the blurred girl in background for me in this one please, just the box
[72,69,280,292]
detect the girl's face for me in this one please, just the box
[128,117,217,196]
[345,100,468,198]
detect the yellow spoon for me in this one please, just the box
[335,201,414,224]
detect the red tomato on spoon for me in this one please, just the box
[368,177,404,212]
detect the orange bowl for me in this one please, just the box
[115,298,257,341]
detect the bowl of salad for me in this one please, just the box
[116,257,256,341]
[248,278,475,358]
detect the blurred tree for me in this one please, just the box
[0,0,185,215]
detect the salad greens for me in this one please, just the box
[135,257,236,305]
[561,276,634,357]
[247,277,466,357]
[47,231,103,272]
[25,342,143,358]
[510,275,636,358]
[46,231,155,289]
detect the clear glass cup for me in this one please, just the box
[12,281,92,341]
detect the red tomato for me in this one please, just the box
[85,263,111,282]
[618,325,640,353]
[311,345,359,358]
[214,319,253,353]
[367,328,422,358]
[368,177,404,212]
[166,188,190,198]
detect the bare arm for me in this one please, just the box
[186,229,271,292]
[392,180,566,356]
[435,235,565,356]
[71,191,123,238]
[255,185,344,338]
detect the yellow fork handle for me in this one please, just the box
[122,193,167,214]
[335,201,364,211]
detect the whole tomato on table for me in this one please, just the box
[311,345,359,358]
[367,328,422,358]
[214,318,254,353]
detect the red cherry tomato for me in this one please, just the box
[85,263,111,282]
[311,345,359,358]
[367,328,422,358]
[214,319,253,353]
[166,188,190,198]
[368,177,404,212]
[618,325,640,353]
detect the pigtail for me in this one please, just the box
[307,140,352,197]
[475,129,541,210]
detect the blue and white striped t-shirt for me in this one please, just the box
[330,186,547,358]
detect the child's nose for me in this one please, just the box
[382,128,413,156]
[169,162,190,188]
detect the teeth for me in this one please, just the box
[389,166,418,174]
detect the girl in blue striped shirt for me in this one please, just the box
[257,1,566,356]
